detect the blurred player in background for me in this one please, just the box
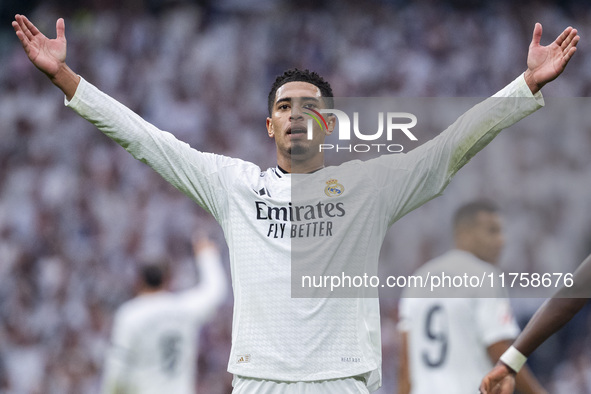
[398,201,546,394]
[12,14,578,393]
[101,235,227,394]
[480,254,591,394]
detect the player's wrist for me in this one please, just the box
[495,361,516,376]
[49,63,80,101]
[499,345,527,373]
[523,69,542,94]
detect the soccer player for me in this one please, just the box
[397,201,546,394]
[100,235,227,394]
[479,254,591,394]
[12,14,579,393]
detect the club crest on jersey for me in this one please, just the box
[324,179,344,197]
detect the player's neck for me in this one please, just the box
[276,156,325,174]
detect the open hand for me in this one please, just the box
[524,23,579,93]
[12,15,67,78]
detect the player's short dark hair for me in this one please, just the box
[453,200,499,230]
[267,68,334,116]
[140,263,169,289]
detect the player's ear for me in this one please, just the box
[266,117,274,138]
[325,114,336,136]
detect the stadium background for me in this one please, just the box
[1,0,591,392]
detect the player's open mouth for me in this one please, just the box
[288,127,307,138]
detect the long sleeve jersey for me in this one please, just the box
[67,74,542,391]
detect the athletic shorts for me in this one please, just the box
[232,375,370,394]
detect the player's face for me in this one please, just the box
[470,211,505,264]
[266,82,334,163]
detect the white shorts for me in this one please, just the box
[232,375,370,394]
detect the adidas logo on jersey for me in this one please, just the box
[237,354,251,364]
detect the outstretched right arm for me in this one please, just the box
[12,15,79,100]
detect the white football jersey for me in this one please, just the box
[398,249,520,394]
[68,74,542,392]
[100,249,226,394]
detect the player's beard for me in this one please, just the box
[289,143,309,156]
[288,125,320,158]
[289,137,321,162]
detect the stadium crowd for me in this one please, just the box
[1,0,591,392]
